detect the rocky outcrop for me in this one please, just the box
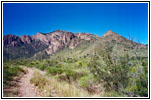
[4,30,82,58]
[32,32,49,44]
[103,30,116,37]
[69,38,81,49]
[75,33,92,40]
[4,34,34,47]
[102,30,129,42]
[75,33,98,40]
[32,30,76,54]
[20,35,33,44]
[3,35,22,47]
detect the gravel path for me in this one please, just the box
[18,68,39,97]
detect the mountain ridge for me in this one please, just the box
[3,30,147,60]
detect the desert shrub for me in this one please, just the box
[126,59,148,97]
[3,62,26,97]
[29,62,36,67]
[47,66,85,81]
[88,49,130,92]
[64,69,82,81]
[46,67,64,75]
[78,74,95,89]
[104,91,125,97]
[3,64,25,84]
[37,64,47,71]
[135,72,148,97]
[66,58,74,63]
[88,47,148,97]
[18,60,29,66]
[45,60,56,66]
[30,71,48,89]
[76,61,83,68]
[15,59,35,67]
[15,60,29,66]
[30,71,96,97]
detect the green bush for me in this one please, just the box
[78,74,94,89]
[64,70,80,80]
[47,66,84,81]
[135,73,148,97]
[46,67,64,75]
[3,64,25,84]
[37,64,47,71]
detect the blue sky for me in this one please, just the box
[3,3,148,44]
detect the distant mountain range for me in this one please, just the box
[3,30,148,60]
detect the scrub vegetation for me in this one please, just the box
[3,43,148,97]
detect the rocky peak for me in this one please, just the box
[103,30,118,37]
[56,29,63,32]
[101,30,133,44]
[50,29,71,37]
[53,29,67,32]
[31,30,76,54]
[37,32,44,35]
[32,32,49,43]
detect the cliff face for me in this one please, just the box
[32,30,75,54]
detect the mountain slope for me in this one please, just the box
[3,30,147,60]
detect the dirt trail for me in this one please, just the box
[18,68,39,97]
